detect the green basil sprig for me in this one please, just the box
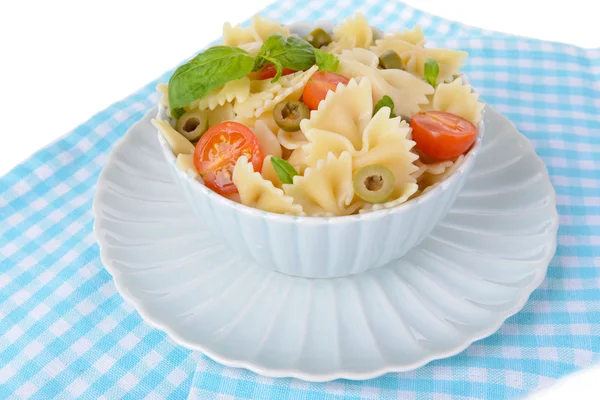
[314,48,339,72]
[424,58,440,87]
[168,34,341,111]
[168,46,255,110]
[270,156,299,184]
[254,34,316,82]
[373,95,396,118]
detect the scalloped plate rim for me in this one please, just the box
[92,106,558,382]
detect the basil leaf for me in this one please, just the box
[171,107,185,119]
[314,48,339,72]
[424,58,439,87]
[373,95,396,118]
[270,156,299,185]
[168,46,255,109]
[255,34,316,82]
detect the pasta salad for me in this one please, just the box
[153,13,484,217]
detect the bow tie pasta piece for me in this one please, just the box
[412,157,454,180]
[300,79,419,185]
[277,130,308,150]
[237,105,307,151]
[424,48,468,84]
[206,103,235,127]
[428,77,485,125]
[392,26,426,46]
[283,152,357,217]
[250,15,291,42]
[222,23,255,47]
[175,154,201,180]
[234,66,318,119]
[354,110,418,184]
[371,36,467,84]
[250,120,283,158]
[151,119,195,156]
[302,128,356,167]
[301,77,373,151]
[236,110,303,154]
[223,15,290,47]
[233,156,304,215]
[261,155,283,188]
[236,110,279,133]
[287,147,309,175]
[325,13,373,54]
[421,155,465,194]
[234,87,283,119]
[337,52,434,118]
[352,110,419,209]
[335,47,379,67]
[238,41,263,56]
[187,77,251,111]
[298,77,418,211]
[376,69,434,117]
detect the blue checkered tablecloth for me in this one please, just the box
[1,0,599,399]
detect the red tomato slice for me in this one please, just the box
[194,121,265,195]
[302,71,350,110]
[410,111,478,161]
[257,63,297,80]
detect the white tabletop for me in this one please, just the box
[0,0,597,398]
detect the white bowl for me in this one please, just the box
[157,106,484,278]
[156,21,484,278]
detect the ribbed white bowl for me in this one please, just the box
[156,21,484,278]
[157,112,483,279]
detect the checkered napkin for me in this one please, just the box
[1,0,599,399]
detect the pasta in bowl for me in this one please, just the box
[153,14,485,278]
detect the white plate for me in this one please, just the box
[93,106,558,381]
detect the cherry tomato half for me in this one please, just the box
[194,121,265,195]
[257,63,297,80]
[302,71,350,111]
[410,111,478,161]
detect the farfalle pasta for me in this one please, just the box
[324,13,374,54]
[300,79,418,210]
[234,66,318,118]
[154,13,484,216]
[233,156,303,215]
[223,15,291,47]
[338,49,434,117]
[371,35,467,84]
[188,77,251,111]
[283,152,357,216]
[427,77,485,125]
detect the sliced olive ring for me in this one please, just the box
[353,165,395,204]
[273,100,310,131]
[175,110,208,141]
[305,28,332,48]
[378,50,405,70]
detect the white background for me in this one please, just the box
[1,0,598,398]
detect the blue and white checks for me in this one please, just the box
[2,0,599,398]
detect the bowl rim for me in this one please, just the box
[157,99,485,223]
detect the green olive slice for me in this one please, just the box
[353,165,395,204]
[305,28,332,48]
[175,110,208,141]
[378,50,405,70]
[273,100,310,131]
